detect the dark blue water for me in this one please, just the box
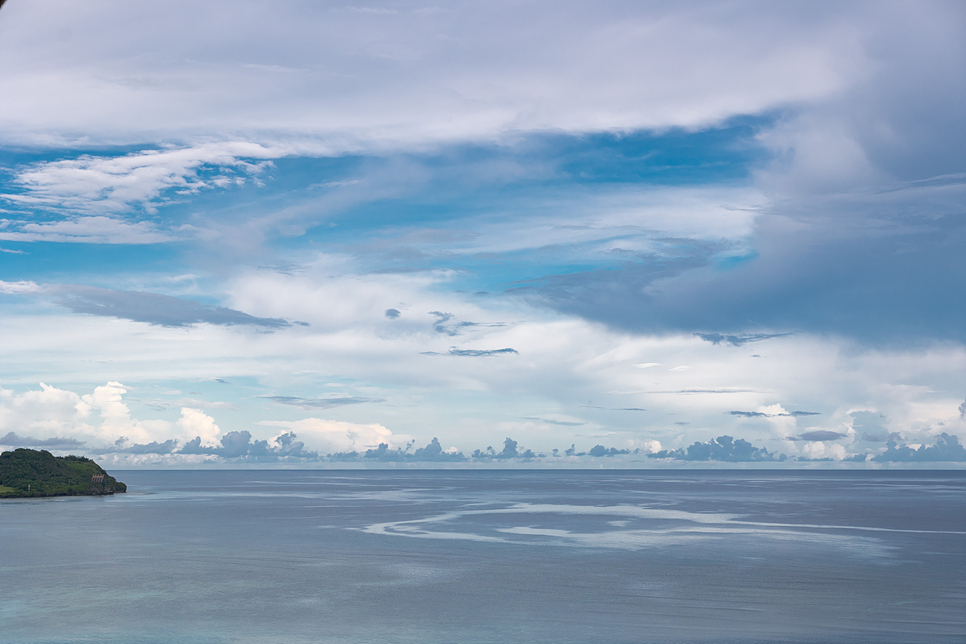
[1,470,964,643]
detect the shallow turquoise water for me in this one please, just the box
[1,470,964,643]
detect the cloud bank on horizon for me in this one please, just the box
[0,0,963,466]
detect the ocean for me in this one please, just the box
[1,470,963,643]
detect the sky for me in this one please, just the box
[0,0,964,467]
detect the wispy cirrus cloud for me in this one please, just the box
[729,409,820,418]
[521,417,586,427]
[140,398,236,412]
[262,395,385,410]
[2,142,284,215]
[0,215,173,244]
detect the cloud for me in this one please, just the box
[259,418,396,455]
[0,279,42,294]
[483,438,514,459]
[140,398,235,412]
[0,431,85,449]
[411,437,464,462]
[3,143,282,215]
[485,3,962,345]
[360,442,408,462]
[587,445,631,457]
[52,285,290,328]
[0,383,91,439]
[180,430,318,461]
[2,281,287,330]
[645,388,761,395]
[177,407,221,448]
[81,381,161,443]
[425,348,518,357]
[960,397,966,419]
[851,411,890,443]
[0,381,187,449]
[282,437,469,463]
[93,437,178,455]
[0,216,173,244]
[797,441,847,461]
[405,184,765,283]
[495,151,962,346]
[384,308,401,319]
[729,410,820,418]
[649,435,784,462]
[0,2,872,148]
[530,180,965,343]
[873,433,966,462]
[695,332,791,347]
[427,311,504,336]
[522,417,585,426]
[0,0,960,467]
[471,437,537,460]
[430,311,459,335]
[1,295,956,468]
[361,437,467,462]
[263,395,384,410]
[794,430,845,442]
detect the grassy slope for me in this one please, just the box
[0,449,127,498]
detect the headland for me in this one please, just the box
[0,448,126,498]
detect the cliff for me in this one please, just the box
[0,448,127,498]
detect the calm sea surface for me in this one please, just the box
[1,470,964,643]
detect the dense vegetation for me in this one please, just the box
[0,449,126,498]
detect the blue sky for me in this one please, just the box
[0,0,964,466]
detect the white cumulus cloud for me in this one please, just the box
[177,407,222,447]
[259,418,397,455]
